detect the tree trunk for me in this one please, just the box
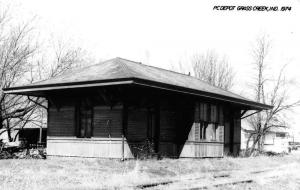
[259,135,265,151]
[7,128,13,142]
[257,137,261,152]
[0,112,3,130]
[6,120,13,142]
[250,134,261,156]
[245,133,253,156]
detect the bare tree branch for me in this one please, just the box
[245,35,299,156]
[191,50,235,90]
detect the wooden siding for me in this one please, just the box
[48,106,76,136]
[217,125,224,142]
[224,122,231,144]
[45,92,241,158]
[210,105,218,123]
[93,106,122,138]
[127,108,147,141]
[180,142,223,157]
[233,118,241,155]
[218,106,224,125]
[223,121,231,155]
[159,142,177,157]
[182,101,226,158]
[199,103,208,121]
[160,110,176,142]
[234,118,241,143]
[159,110,177,156]
[195,102,224,123]
[47,137,134,158]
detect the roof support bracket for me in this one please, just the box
[240,110,248,118]
[241,110,261,119]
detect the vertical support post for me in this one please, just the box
[121,103,128,161]
[154,101,160,154]
[39,126,42,144]
[229,116,234,154]
[46,98,50,147]
[122,134,125,161]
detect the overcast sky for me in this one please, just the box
[9,0,300,134]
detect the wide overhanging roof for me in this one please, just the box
[3,57,272,110]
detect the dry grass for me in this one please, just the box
[0,151,300,189]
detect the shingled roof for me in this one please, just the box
[3,57,272,110]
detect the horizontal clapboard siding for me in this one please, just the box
[93,106,122,138]
[127,108,147,141]
[159,142,177,157]
[48,106,75,136]
[160,110,176,142]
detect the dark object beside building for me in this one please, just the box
[18,128,47,148]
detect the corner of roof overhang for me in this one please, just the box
[2,79,136,96]
[243,101,273,111]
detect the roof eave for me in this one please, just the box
[3,79,135,95]
[3,77,272,110]
[132,78,273,110]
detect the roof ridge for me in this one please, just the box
[117,57,248,100]
[116,57,142,64]
[117,57,192,78]
[115,57,135,78]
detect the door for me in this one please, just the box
[77,101,93,138]
[147,107,160,153]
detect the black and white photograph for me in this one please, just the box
[0,0,299,189]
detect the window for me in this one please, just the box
[206,123,217,141]
[194,122,220,141]
[193,102,224,142]
[194,122,208,141]
[276,133,286,138]
[200,122,208,140]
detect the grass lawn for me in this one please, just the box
[0,151,300,190]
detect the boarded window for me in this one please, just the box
[127,108,147,141]
[160,110,176,142]
[48,106,76,136]
[93,106,122,138]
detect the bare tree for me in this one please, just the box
[0,5,89,142]
[191,50,235,90]
[245,35,300,156]
[0,5,38,141]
